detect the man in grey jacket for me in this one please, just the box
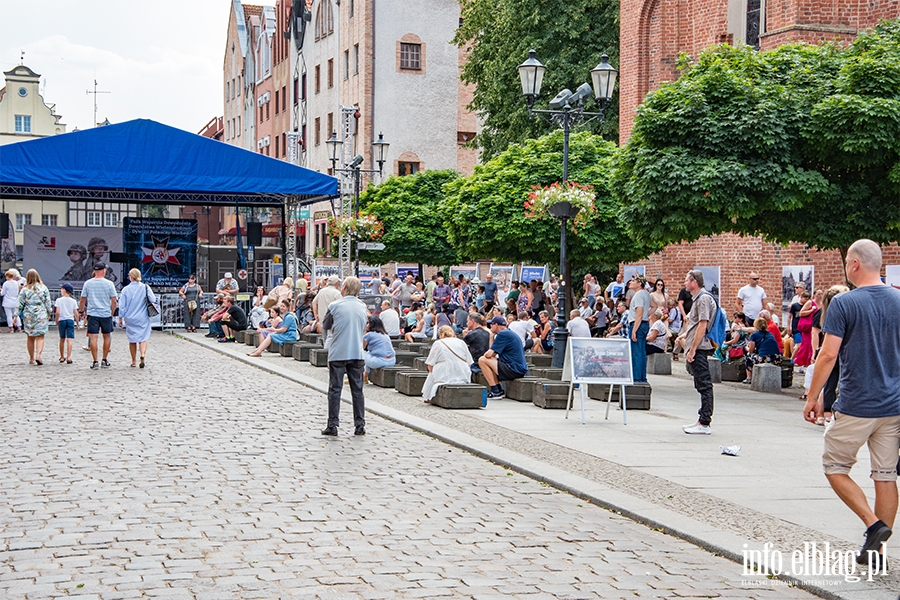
[321,276,368,436]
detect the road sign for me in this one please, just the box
[357,242,385,251]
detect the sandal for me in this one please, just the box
[59,357,66,363]
[66,359,73,364]
[140,357,145,369]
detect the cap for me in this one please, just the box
[488,316,507,326]
[631,273,647,285]
[224,272,233,278]
[92,262,106,271]
[579,297,589,304]
[327,275,340,285]
[61,283,74,294]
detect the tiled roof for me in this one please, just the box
[243,4,263,19]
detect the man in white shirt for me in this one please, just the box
[378,300,402,338]
[736,272,767,321]
[566,309,591,338]
[604,273,625,303]
[578,297,593,319]
[313,275,343,333]
[508,311,535,351]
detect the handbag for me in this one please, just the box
[145,284,159,318]
[187,300,198,312]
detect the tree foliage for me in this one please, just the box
[454,0,620,159]
[612,20,900,253]
[441,130,660,270]
[357,169,460,267]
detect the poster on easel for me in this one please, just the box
[886,265,900,291]
[519,264,548,286]
[693,265,721,305]
[562,337,633,425]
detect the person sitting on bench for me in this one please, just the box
[478,316,528,400]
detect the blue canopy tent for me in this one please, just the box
[0,118,338,271]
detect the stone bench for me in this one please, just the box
[587,383,652,410]
[292,343,320,362]
[687,357,722,383]
[309,348,329,367]
[302,333,322,345]
[533,381,571,409]
[395,371,428,396]
[393,351,419,367]
[399,342,428,354]
[526,353,553,367]
[244,331,259,347]
[751,364,781,393]
[266,340,282,353]
[529,367,562,381]
[233,330,246,344]
[413,357,429,372]
[721,360,745,382]
[471,371,490,388]
[646,352,672,375]
[430,384,486,409]
[390,339,404,349]
[279,341,297,357]
[370,366,410,388]
[505,377,543,402]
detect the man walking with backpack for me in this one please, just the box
[679,269,719,435]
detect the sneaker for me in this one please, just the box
[100,359,110,368]
[204,333,217,338]
[682,421,700,431]
[354,425,366,436]
[225,337,236,343]
[90,361,100,370]
[683,423,712,435]
[857,520,892,564]
[487,390,505,400]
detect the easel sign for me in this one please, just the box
[563,337,633,425]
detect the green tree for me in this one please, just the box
[612,20,900,260]
[441,130,660,310]
[453,0,620,159]
[358,170,461,272]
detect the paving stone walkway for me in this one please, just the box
[0,332,824,598]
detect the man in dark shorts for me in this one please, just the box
[805,239,900,570]
[218,296,248,342]
[478,315,528,399]
[78,262,118,369]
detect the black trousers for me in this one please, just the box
[687,348,714,426]
[327,359,366,429]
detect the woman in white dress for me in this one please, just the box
[2,269,22,332]
[118,268,157,368]
[421,326,474,402]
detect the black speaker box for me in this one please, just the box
[247,221,263,246]
[0,213,9,239]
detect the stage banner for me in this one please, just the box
[122,218,198,288]
[23,225,122,287]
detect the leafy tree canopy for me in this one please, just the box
[454,0,620,159]
[612,20,900,253]
[441,130,660,270]
[358,169,460,266]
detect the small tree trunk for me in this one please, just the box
[418,263,425,284]
[838,245,852,288]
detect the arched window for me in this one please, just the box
[314,1,334,39]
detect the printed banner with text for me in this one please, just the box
[122,218,198,288]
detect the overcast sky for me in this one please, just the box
[1,0,273,132]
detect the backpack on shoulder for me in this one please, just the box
[700,291,729,349]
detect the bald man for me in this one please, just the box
[805,239,900,570]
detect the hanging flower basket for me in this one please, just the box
[327,214,384,241]
[525,181,596,229]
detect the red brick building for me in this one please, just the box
[618,0,900,308]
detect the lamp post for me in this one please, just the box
[326,132,390,276]
[518,49,618,369]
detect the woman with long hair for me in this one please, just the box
[118,268,157,368]
[362,314,395,382]
[650,279,667,312]
[16,269,51,364]
[807,285,850,426]
[179,274,203,332]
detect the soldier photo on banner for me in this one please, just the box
[23,226,123,288]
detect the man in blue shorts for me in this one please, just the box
[478,315,528,399]
[78,262,118,369]
[805,239,900,569]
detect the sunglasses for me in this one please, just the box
[751,278,760,281]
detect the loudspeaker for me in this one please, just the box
[109,252,129,265]
[247,221,263,247]
[0,213,9,239]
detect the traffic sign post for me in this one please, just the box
[357,242,385,251]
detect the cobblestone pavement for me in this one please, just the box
[1,332,820,599]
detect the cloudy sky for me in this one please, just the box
[1,0,272,132]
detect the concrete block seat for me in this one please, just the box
[529,367,563,381]
[233,330,246,344]
[266,340,282,353]
[430,384,487,409]
[244,331,259,347]
[471,371,490,388]
[413,357,429,372]
[370,366,411,388]
[399,342,428,354]
[751,363,781,393]
[721,360,745,382]
[526,353,553,368]
[587,383,652,410]
[309,348,329,367]
[505,377,543,402]
[533,381,572,409]
[302,333,322,345]
[646,352,672,375]
[395,371,428,396]
[279,341,297,357]
[393,351,419,367]
[292,343,320,362]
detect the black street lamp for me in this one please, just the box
[327,132,390,276]
[518,49,618,369]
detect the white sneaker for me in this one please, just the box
[684,423,712,435]
[682,421,700,431]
